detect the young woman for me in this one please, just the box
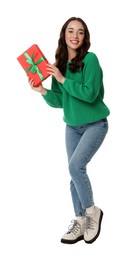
[29,17,110,244]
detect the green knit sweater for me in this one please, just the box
[42,52,110,126]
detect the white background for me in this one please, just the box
[0,0,140,259]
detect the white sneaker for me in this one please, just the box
[61,219,85,244]
[84,206,103,243]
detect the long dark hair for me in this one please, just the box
[55,17,91,75]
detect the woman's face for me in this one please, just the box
[65,20,85,51]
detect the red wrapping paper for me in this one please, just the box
[17,44,50,86]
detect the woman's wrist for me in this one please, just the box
[41,88,47,95]
[60,77,66,84]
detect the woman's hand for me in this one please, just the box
[47,63,65,84]
[28,78,47,95]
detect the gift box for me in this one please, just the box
[17,44,50,87]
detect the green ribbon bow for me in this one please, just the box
[24,51,46,81]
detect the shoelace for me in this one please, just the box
[86,216,97,231]
[67,220,81,235]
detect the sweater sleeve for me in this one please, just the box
[42,77,63,108]
[61,53,103,103]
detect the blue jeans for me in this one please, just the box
[65,119,108,217]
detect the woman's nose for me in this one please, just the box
[73,32,78,38]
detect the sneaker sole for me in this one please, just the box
[84,210,103,244]
[61,235,84,244]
